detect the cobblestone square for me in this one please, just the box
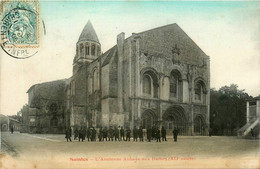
[1,132,259,169]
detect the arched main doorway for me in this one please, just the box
[163,106,188,135]
[141,110,156,129]
[194,115,206,135]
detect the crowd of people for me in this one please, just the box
[65,126,179,142]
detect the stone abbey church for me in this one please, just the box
[22,21,210,135]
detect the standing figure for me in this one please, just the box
[108,126,114,141]
[161,126,167,141]
[156,127,161,142]
[103,127,108,141]
[120,127,125,141]
[173,127,179,142]
[147,127,152,142]
[133,126,138,142]
[74,128,79,140]
[10,126,14,134]
[92,127,96,141]
[142,128,146,141]
[138,126,144,142]
[65,128,72,142]
[126,127,131,141]
[98,127,103,142]
[78,127,84,142]
[87,127,91,141]
[82,127,87,141]
[209,128,212,137]
[114,126,119,141]
[151,126,156,140]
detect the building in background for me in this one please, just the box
[23,21,210,135]
[238,95,260,138]
[0,114,21,132]
[25,80,70,133]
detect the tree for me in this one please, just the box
[210,84,252,135]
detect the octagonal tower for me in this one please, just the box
[74,20,101,65]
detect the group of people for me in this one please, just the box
[65,126,179,142]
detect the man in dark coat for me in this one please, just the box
[10,126,14,134]
[161,126,167,141]
[126,127,131,141]
[92,127,96,141]
[65,128,72,142]
[108,126,114,141]
[133,126,138,142]
[103,127,108,141]
[147,127,152,142]
[209,128,212,137]
[82,127,87,141]
[86,127,91,141]
[114,126,119,141]
[139,126,144,142]
[98,127,103,142]
[156,127,161,142]
[152,126,156,140]
[120,127,125,141]
[74,128,79,140]
[78,127,84,142]
[173,127,179,142]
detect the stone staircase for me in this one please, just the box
[237,119,260,139]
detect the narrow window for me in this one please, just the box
[80,44,83,57]
[91,44,96,56]
[170,74,178,97]
[195,83,202,100]
[86,46,90,55]
[143,75,151,94]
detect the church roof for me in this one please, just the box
[78,20,100,44]
[27,79,69,101]
[102,45,117,66]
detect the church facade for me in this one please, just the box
[25,21,210,135]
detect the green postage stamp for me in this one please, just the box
[1,0,39,58]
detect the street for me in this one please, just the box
[0,132,259,169]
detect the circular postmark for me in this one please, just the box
[1,5,42,59]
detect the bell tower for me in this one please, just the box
[73,20,101,74]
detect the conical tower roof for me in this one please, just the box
[78,20,100,44]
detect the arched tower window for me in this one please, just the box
[143,75,152,94]
[80,43,84,57]
[85,43,90,56]
[91,44,96,57]
[97,46,101,56]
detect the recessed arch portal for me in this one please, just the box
[163,106,188,135]
[141,109,157,129]
[194,115,206,135]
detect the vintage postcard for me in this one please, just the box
[0,1,259,169]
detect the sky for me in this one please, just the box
[1,1,260,116]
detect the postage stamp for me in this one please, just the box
[1,0,39,59]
